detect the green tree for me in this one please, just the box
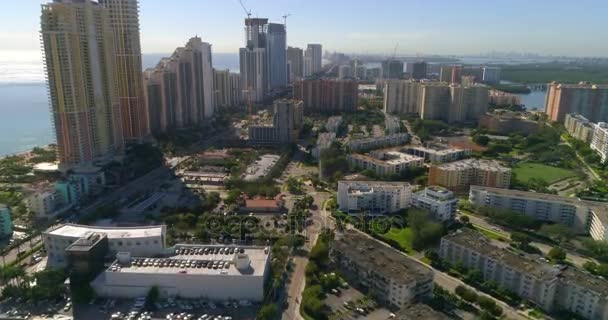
[473,135,490,146]
[548,247,567,262]
[455,285,478,303]
[511,231,532,246]
[145,286,160,310]
[539,224,574,243]
[257,303,278,320]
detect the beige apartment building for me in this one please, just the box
[545,82,608,123]
[428,158,511,190]
[565,113,594,143]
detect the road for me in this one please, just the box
[0,235,42,267]
[281,154,331,320]
[560,135,600,181]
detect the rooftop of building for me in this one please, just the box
[402,143,470,155]
[349,152,423,166]
[243,194,285,209]
[317,132,336,146]
[348,133,409,145]
[46,224,165,239]
[433,158,510,172]
[566,113,591,123]
[107,244,269,277]
[470,185,608,224]
[395,304,453,320]
[332,231,433,284]
[340,181,412,194]
[443,229,559,281]
[550,82,608,89]
[559,267,608,297]
[65,232,107,253]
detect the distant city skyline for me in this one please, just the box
[2,0,608,57]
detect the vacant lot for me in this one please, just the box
[513,162,578,184]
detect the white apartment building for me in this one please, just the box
[440,229,608,320]
[591,122,608,162]
[331,231,434,309]
[337,181,413,215]
[348,151,424,177]
[384,115,402,135]
[469,186,608,240]
[440,229,560,311]
[412,186,458,222]
[44,224,167,267]
[402,144,471,164]
[326,116,343,133]
[347,133,410,152]
[26,189,58,219]
[312,132,336,159]
[92,244,270,301]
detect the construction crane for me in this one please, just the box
[282,13,291,29]
[239,0,252,19]
[391,43,399,60]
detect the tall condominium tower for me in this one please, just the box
[41,0,122,169]
[267,23,287,89]
[304,44,322,77]
[213,69,242,108]
[143,37,215,133]
[411,61,428,80]
[381,59,404,80]
[99,0,149,141]
[240,18,269,102]
[545,82,608,123]
[287,47,303,82]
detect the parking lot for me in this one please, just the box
[73,297,259,320]
[324,287,394,320]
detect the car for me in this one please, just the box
[331,288,340,295]
[63,302,72,311]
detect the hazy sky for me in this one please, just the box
[2,0,608,57]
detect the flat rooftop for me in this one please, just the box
[403,144,469,156]
[443,229,558,281]
[434,158,510,172]
[559,267,608,297]
[395,304,453,320]
[332,231,433,284]
[108,244,269,277]
[46,224,165,239]
[349,153,423,166]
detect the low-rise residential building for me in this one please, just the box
[312,132,336,159]
[326,116,343,133]
[240,194,286,214]
[440,229,560,311]
[402,144,471,164]
[565,113,595,143]
[428,159,511,190]
[591,122,608,162]
[479,110,541,136]
[92,244,270,301]
[394,303,453,320]
[412,186,458,223]
[24,183,62,219]
[347,133,409,152]
[180,171,229,187]
[0,205,13,239]
[43,224,167,267]
[348,151,424,177]
[440,228,608,320]
[469,186,608,240]
[331,231,434,308]
[337,181,413,215]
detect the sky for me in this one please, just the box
[2,0,608,57]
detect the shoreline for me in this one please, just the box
[0,144,53,160]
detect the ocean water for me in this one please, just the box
[0,52,239,156]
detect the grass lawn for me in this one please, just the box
[473,225,509,242]
[513,162,578,184]
[380,227,415,253]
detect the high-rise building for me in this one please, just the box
[545,82,608,123]
[143,37,215,133]
[240,18,269,102]
[41,0,122,169]
[286,46,303,82]
[381,59,404,79]
[213,69,241,108]
[448,84,489,123]
[338,65,352,79]
[383,80,420,114]
[248,100,303,144]
[266,23,287,89]
[293,79,358,114]
[0,204,13,239]
[418,83,451,120]
[411,61,428,80]
[99,0,149,141]
[482,66,501,84]
[303,44,322,77]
